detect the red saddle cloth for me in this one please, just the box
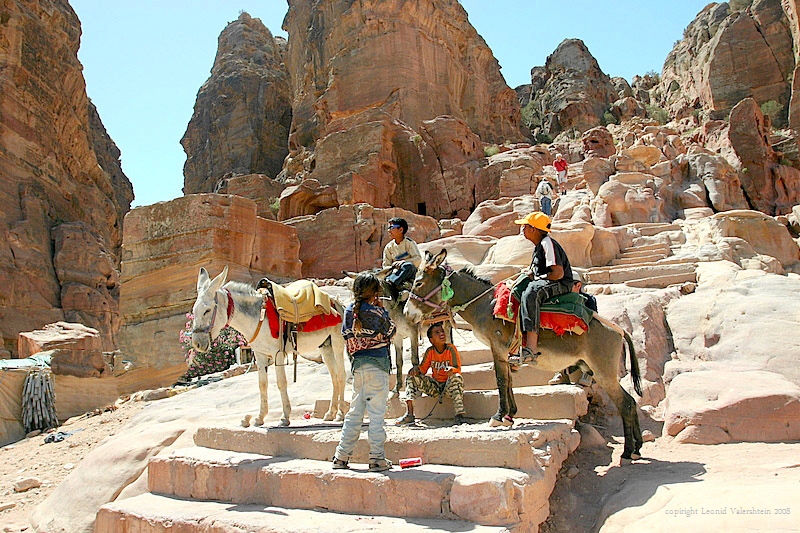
[264,298,342,339]
[493,281,588,336]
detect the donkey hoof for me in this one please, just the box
[241,414,252,428]
[335,413,345,423]
[323,412,335,422]
[254,416,265,427]
[279,418,290,427]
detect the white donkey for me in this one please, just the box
[190,266,347,426]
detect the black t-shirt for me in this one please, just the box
[531,235,574,284]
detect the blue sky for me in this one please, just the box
[71,1,710,207]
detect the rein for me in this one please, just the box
[408,264,497,315]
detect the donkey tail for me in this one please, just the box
[624,330,642,396]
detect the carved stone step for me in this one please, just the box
[144,445,570,527]
[96,493,509,533]
[194,420,577,471]
[611,253,668,265]
[585,262,696,284]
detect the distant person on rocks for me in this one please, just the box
[535,178,555,216]
[553,153,569,195]
[333,272,395,472]
[395,323,467,426]
[549,278,596,387]
[383,217,422,293]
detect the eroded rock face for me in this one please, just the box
[283,0,520,152]
[284,205,440,279]
[581,127,616,158]
[182,13,292,194]
[118,194,301,391]
[0,0,132,356]
[518,39,619,142]
[658,0,794,124]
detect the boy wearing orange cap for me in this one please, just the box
[509,212,574,365]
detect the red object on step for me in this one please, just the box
[399,457,422,469]
[303,412,311,420]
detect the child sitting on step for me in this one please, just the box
[396,323,467,426]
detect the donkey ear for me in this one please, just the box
[431,249,447,268]
[209,265,228,292]
[198,267,210,292]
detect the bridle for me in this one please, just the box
[406,264,453,312]
[408,263,497,316]
[191,288,235,340]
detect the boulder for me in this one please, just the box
[683,210,800,269]
[581,127,616,158]
[666,264,800,387]
[219,174,286,220]
[18,322,102,359]
[663,370,800,443]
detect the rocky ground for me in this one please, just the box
[0,399,145,532]
[1,371,798,532]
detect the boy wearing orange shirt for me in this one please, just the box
[396,323,467,425]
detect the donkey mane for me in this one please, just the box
[458,265,492,286]
[224,281,263,316]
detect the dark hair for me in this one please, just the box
[426,322,445,339]
[352,272,380,332]
[388,217,408,235]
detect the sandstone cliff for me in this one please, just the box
[0,0,133,355]
[182,13,292,194]
[657,0,795,125]
[517,39,619,143]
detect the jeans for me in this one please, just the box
[386,261,417,287]
[540,196,552,216]
[335,364,389,461]
[519,279,572,333]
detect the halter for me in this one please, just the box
[192,288,235,336]
[407,264,454,311]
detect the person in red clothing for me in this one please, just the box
[553,153,569,195]
[395,323,467,425]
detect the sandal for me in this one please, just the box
[508,347,540,366]
[368,458,392,472]
[331,457,349,469]
[395,413,415,425]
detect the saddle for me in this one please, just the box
[257,279,341,340]
[263,279,335,323]
[493,278,593,336]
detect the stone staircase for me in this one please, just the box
[94,331,586,531]
[585,223,697,289]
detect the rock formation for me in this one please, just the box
[657,0,795,125]
[272,0,522,220]
[517,39,619,142]
[0,0,133,356]
[118,194,302,391]
[182,13,292,194]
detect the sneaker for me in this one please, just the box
[332,457,349,470]
[395,413,415,426]
[577,372,593,388]
[548,372,571,385]
[454,414,467,425]
[368,458,392,472]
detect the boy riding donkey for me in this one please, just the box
[509,211,574,366]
